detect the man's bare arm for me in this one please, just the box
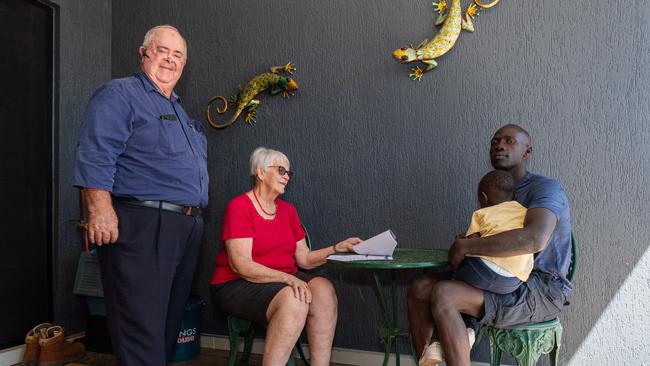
[448,208,557,269]
[82,188,119,245]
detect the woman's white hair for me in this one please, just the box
[249,147,290,177]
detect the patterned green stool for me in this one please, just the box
[480,317,562,366]
[476,233,577,366]
[227,315,256,366]
[227,315,309,366]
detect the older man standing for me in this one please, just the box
[74,25,208,365]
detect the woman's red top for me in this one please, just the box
[210,193,306,285]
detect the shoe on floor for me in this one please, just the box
[419,341,443,366]
[419,328,476,366]
[37,325,85,366]
[467,327,476,348]
[23,323,52,366]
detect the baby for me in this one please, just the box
[455,169,532,293]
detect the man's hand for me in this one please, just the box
[87,209,119,245]
[82,188,119,245]
[448,236,468,271]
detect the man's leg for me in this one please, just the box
[407,272,451,358]
[163,214,204,361]
[97,204,168,366]
[430,280,485,366]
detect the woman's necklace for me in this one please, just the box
[252,189,276,216]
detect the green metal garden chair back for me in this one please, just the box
[226,224,311,366]
[476,232,578,366]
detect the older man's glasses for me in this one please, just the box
[267,166,293,178]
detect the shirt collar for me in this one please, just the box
[517,171,532,188]
[136,71,180,102]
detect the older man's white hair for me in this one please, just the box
[249,147,290,177]
[141,25,187,59]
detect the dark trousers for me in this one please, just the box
[97,201,203,366]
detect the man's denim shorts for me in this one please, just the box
[480,270,569,327]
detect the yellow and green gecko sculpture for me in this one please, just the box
[206,62,298,129]
[392,0,500,80]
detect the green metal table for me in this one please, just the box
[329,248,449,366]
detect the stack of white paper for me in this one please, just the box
[327,254,392,262]
[328,230,397,261]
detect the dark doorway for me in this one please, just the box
[0,0,55,347]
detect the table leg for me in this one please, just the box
[374,271,392,366]
[373,270,409,366]
[391,270,401,366]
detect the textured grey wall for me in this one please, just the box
[108,0,648,363]
[51,0,111,334]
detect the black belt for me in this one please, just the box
[114,197,202,217]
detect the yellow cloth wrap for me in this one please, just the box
[465,201,533,281]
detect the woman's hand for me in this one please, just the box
[285,275,312,303]
[333,237,363,253]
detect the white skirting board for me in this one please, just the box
[0,344,24,366]
[0,333,495,366]
[200,333,492,366]
[0,332,84,366]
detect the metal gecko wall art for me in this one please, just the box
[206,62,298,129]
[392,0,501,81]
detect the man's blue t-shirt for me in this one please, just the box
[515,172,573,292]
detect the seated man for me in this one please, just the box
[409,124,573,366]
[423,169,532,363]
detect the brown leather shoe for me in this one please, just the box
[37,325,85,366]
[23,323,52,366]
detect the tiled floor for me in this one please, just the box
[70,349,343,366]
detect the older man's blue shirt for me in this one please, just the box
[74,71,209,207]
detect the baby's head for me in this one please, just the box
[477,170,516,208]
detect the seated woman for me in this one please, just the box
[210,147,361,366]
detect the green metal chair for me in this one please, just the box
[475,233,578,366]
[226,224,312,366]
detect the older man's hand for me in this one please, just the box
[82,188,119,245]
[88,209,119,245]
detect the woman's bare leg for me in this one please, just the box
[305,277,337,366]
[264,287,309,366]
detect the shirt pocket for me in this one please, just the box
[158,118,188,154]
